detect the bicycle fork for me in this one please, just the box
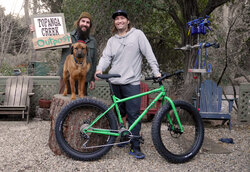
[163,96,184,133]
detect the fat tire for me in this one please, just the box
[152,100,204,163]
[55,97,118,161]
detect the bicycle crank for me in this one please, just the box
[81,128,133,149]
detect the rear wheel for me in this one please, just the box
[152,100,204,163]
[55,98,118,161]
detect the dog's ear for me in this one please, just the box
[70,45,74,54]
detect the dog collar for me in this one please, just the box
[77,40,86,44]
[73,55,83,64]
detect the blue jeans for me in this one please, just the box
[112,84,141,148]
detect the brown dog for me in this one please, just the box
[63,42,91,100]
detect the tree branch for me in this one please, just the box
[201,0,231,16]
[164,0,184,30]
[217,14,240,86]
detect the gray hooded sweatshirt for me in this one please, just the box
[97,28,160,85]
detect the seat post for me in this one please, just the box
[106,79,115,99]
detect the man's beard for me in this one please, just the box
[77,26,90,41]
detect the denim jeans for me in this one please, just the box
[112,84,141,148]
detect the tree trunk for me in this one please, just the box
[24,0,30,25]
[182,48,197,102]
[48,94,111,156]
[48,94,72,155]
[33,0,38,14]
[24,0,37,61]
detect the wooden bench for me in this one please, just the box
[199,80,234,130]
[0,76,34,123]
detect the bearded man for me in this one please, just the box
[58,12,97,95]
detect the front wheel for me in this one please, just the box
[152,100,204,163]
[55,97,118,161]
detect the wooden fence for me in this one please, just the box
[1,76,248,123]
[0,76,169,116]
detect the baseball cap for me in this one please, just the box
[112,10,128,19]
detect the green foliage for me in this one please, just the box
[62,0,153,34]
[61,0,182,73]
[60,0,229,76]
[20,66,27,74]
[142,6,184,72]
[0,61,28,76]
[197,0,209,15]
[62,0,85,31]
[40,0,63,13]
[0,62,13,76]
[6,0,231,80]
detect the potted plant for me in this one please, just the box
[39,99,52,108]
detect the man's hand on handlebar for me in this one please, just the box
[155,73,161,78]
[95,70,102,81]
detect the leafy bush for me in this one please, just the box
[0,62,13,76]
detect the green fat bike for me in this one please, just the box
[55,70,204,163]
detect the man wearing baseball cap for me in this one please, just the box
[95,10,161,159]
[58,12,97,95]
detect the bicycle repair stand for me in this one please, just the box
[175,16,219,110]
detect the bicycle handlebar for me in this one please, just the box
[96,74,121,80]
[145,70,184,83]
[187,15,210,27]
[96,70,184,84]
[175,42,219,51]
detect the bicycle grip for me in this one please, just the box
[175,70,184,75]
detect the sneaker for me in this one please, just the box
[129,147,145,159]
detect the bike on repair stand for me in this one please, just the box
[175,15,220,110]
[55,70,204,163]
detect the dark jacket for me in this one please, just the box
[58,29,97,82]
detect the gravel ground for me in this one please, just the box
[0,112,249,172]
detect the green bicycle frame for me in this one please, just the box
[83,84,183,136]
